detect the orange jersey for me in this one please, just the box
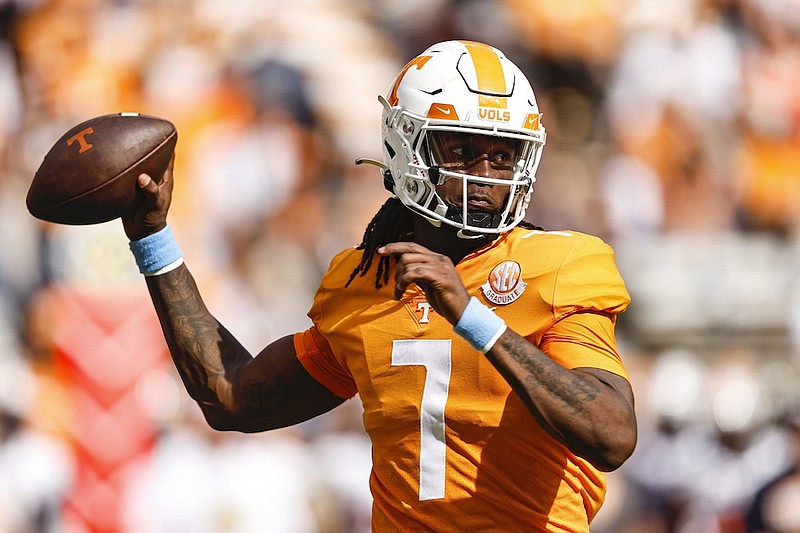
[294,227,631,532]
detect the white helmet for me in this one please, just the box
[376,40,546,236]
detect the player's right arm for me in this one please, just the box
[144,266,344,432]
[124,160,344,432]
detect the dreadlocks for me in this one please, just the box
[346,197,412,289]
[345,197,542,289]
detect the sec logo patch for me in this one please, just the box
[481,260,526,305]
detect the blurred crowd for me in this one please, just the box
[1,0,800,531]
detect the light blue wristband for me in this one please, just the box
[129,225,184,276]
[454,297,507,353]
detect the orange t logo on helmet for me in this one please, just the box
[388,55,432,106]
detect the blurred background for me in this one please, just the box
[1,0,800,531]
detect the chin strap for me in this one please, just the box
[445,206,504,240]
[445,205,502,231]
[456,229,489,240]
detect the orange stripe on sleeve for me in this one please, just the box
[294,328,358,399]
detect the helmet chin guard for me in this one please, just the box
[375,40,546,236]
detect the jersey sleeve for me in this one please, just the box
[543,235,631,377]
[293,327,358,399]
[540,310,628,377]
[551,235,630,320]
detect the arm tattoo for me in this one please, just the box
[146,266,335,430]
[499,334,599,416]
[148,267,230,404]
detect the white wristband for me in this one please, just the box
[454,297,507,353]
[144,257,184,277]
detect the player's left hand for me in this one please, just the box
[378,242,471,325]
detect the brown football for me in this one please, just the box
[26,113,177,225]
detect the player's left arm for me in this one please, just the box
[380,241,637,472]
[484,328,636,472]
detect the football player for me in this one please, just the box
[124,40,637,532]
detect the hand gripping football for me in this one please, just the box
[26,113,177,225]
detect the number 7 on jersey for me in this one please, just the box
[392,339,452,501]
